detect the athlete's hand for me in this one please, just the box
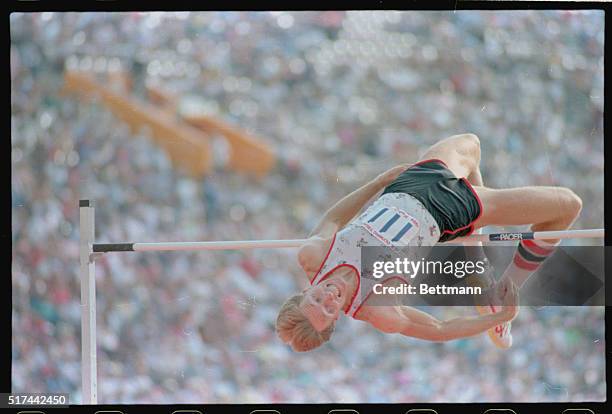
[498,279,519,322]
[375,164,410,187]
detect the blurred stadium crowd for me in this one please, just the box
[11,11,604,403]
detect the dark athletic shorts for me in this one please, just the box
[381,159,482,242]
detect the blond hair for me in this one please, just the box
[275,293,335,352]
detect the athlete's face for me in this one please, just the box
[299,278,347,331]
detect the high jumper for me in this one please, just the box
[80,133,603,403]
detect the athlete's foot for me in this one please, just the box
[488,313,513,349]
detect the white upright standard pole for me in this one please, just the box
[79,200,97,404]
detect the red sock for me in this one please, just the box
[499,238,559,289]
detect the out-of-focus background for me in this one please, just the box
[11,11,604,404]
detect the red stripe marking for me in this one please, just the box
[513,254,540,271]
[522,239,555,256]
[309,233,337,284]
[411,158,449,168]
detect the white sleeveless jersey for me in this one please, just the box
[310,192,441,318]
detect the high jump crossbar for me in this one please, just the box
[91,228,605,253]
[78,199,604,404]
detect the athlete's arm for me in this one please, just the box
[362,280,519,341]
[309,164,409,237]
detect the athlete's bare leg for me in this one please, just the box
[417,133,582,242]
[473,186,582,240]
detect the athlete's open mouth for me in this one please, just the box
[326,283,341,298]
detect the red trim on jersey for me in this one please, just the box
[315,263,361,315]
[309,233,337,285]
[522,239,555,256]
[351,276,411,319]
[411,158,449,168]
[439,177,484,238]
[513,254,540,271]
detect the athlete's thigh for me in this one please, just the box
[473,185,575,228]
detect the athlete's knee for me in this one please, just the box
[461,133,480,158]
[455,133,481,170]
[548,187,582,221]
[559,187,582,219]
[460,132,480,146]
